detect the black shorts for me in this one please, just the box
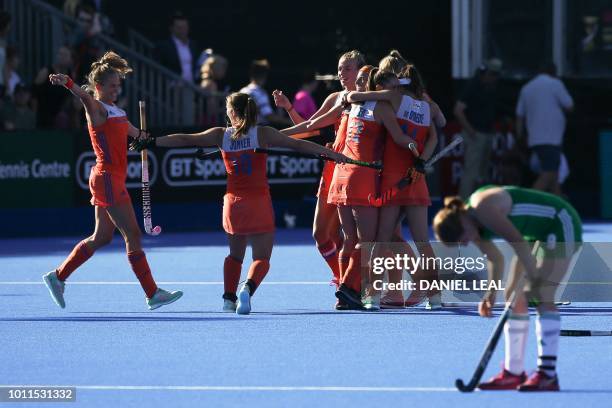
[532,145,561,172]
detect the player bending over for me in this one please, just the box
[434,185,582,391]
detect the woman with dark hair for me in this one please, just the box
[132,92,348,314]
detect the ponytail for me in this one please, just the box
[398,64,425,99]
[379,49,408,75]
[367,67,379,91]
[83,51,132,95]
[433,196,467,243]
[369,69,398,91]
[226,92,258,139]
[444,196,465,211]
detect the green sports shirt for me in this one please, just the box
[467,185,583,247]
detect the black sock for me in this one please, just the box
[222,292,237,302]
[246,279,257,295]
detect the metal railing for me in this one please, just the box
[128,28,154,59]
[5,0,227,128]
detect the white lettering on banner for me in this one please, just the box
[279,157,320,178]
[31,159,70,178]
[0,160,70,179]
[194,159,225,179]
[162,149,321,187]
[75,151,158,190]
[0,161,30,179]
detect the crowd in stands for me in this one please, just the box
[2,2,307,131]
[2,1,573,196]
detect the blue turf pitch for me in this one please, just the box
[1,225,611,407]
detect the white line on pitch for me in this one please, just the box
[0,281,330,285]
[0,384,456,392]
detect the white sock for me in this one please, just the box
[504,312,529,375]
[536,311,560,377]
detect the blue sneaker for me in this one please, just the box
[43,271,65,308]
[147,288,183,310]
[236,285,251,315]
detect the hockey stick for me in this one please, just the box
[139,101,161,236]
[368,135,463,206]
[560,329,612,337]
[455,240,539,392]
[253,148,383,170]
[195,148,221,159]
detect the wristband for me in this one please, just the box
[64,77,74,89]
[286,105,294,112]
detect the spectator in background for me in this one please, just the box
[155,12,200,83]
[240,59,292,127]
[64,0,114,36]
[3,47,21,98]
[0,11,11,91]
[516,62,574,196]
[454,58,502,199]
[70,3,104,82]
[33,46,77,128]
[292,70,319,120]
[2,83,36,130]
[199,54,228,126]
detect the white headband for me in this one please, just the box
[398,78,411,85]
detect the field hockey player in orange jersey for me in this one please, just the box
[325,65,419,310]
[346,65,442,309]
[43,52,183,310]
[272,51,365,303]
[131,92,348,314]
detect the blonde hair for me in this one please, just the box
[379,50,408,75]
[84,51,133,95]
[433,196,467,243]
[226,92,258,140]
[339,50,366,69]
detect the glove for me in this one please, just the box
[129,131,156,152]
[413,157,426,174]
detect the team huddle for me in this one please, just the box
[42,48,583,392]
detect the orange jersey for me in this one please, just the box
[380,95,432,207]
[383,95,431,175]
[343,101,385,162]
[318,97,350,198]
[87,101,129,176]
[221,127,269,196]
[328,101,384,206]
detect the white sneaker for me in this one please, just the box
[43,271,65,308]
[363,295,380,311]
[146,288,183,310]
[223,299,237,312]
[425,293,442,310]
[236,285,251,315]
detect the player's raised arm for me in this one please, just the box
[49,73,105,125]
